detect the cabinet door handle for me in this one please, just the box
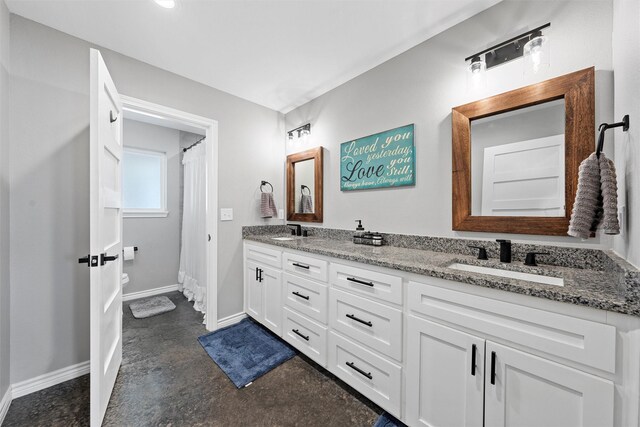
[255,267,259,281]
[292,262,310,270]
[346,361,372,380]
[292,291,310,300]
[490,351,496,385]
[346,313,372,327]
[346,277,374,287]
[292,329,309,341]
[471,344,477,376]
[259,269,263,282]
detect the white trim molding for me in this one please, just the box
[217,312,247,329]
[122,284,179,302]
[0,387,11,425]
[11,361,90,399]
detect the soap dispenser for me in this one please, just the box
[354,220,365,244]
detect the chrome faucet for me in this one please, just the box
[287,223,302,236]
[496,239,512,263]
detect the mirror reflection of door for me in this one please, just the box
[470,99,565,217]
[294,158,315,214]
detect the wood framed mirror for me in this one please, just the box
[287,147,323,223]
[452,67,594,236]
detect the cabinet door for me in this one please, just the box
[261,265,283,336]
[245,260,263,321]
[406,316,484,427]
[485,341,614,427]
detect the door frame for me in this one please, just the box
[120,95,219,331]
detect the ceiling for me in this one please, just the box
[6,0,500,113]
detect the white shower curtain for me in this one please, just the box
[178,142,207,316]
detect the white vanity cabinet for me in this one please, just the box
[406,315,614,427]
[244,240,637,427]
[244,245,283,336]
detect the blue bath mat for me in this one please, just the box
[373,412,406,427]
[198,317,295,388]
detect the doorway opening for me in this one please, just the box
[120,95,218,331]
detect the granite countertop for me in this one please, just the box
[244,232,640,317]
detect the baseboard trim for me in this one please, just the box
[11,360,90,399]
[217,312,247,329]
[0,386,11,425]
[123,284,180,301]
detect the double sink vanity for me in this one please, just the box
[243,225,640,427]
[244,67,640,426]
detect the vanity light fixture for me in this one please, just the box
[154,0,176,9]
[287,123,311,140]
[465,23,550,75]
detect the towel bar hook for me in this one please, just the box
[301,185,311,195]
[260,180,273,193]
[596,115,630,158]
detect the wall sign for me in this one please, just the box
[340,124,415,191]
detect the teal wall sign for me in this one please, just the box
[340,124,415,191]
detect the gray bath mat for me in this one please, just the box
[129,296,176,319]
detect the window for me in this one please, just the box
[122,147,168,217]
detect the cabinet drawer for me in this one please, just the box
[329,288,402,361]
[330,263,402,305]
[283,252,328,282]
[283,308,327,367]
[245,243,282,269]
[283,273,327,324]
[328,332,402,417]
[408,280,616,373]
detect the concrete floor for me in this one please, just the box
[3,291,381,426]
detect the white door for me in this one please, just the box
[262,265,282,336]
[481,134,565,216]
[406,316,484,427]
[245,260,263,321]
[484,341,614,427]
[89,49,123,427]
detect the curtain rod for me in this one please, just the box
[183,136,206,153]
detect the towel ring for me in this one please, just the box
[260,180,273,193]
[301,185,311,196]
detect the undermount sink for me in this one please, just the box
[272,237,296,241]
[447,263,564,287]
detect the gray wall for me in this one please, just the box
[612,0,640,268]
[122,119,181,295]
[9,15,284,384]
[285,0,614,249]
[0,0,10,401]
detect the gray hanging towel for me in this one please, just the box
[301,194,313,213]
[568,152,620,238]
[569,153,601,239]
[260,192,278,218]
[598,153,620,235]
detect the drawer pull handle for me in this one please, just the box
[346,361,372,380]
[471,344,477,376]
[346,277,374,287]
[292,329,309,341]
[292,291,310,300]
[490,351,496,385]
[292,262,310,270]
[346,313,372,327]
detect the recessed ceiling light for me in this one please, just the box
[154,0,176,9]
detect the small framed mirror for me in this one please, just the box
[287,147,323,223]
[452,67,594,236]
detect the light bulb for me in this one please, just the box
[467,56,486,91]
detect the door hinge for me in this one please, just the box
[78,255,100,268]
